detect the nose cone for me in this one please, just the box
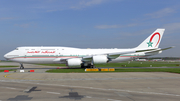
[4,53,9,60]
[4,50,20,60]
[4,51,14,60]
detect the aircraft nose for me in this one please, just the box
[4,53,9,60]
[4,52,12,60]
[4,50,20,60]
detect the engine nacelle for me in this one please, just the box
[92,55,108,64]
[67,58,82,68]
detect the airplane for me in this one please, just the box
[4,29,173,69]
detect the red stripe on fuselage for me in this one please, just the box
[10,56,79,59]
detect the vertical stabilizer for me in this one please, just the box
[136,29,165,49]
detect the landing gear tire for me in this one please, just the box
[81,64,96,68]
[81,65,85,68]
[90,65,96,68]
[20,63,24,69]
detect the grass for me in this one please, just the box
[0,69,17,72]
[46,68,180,74]
[39,61,180,67]
[0,66,18,68]
[114,68,180,73]
[95,61,180,67]
[41,61,180,74]
[46,68,85,73]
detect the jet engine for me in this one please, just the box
[92,55,108,64]
[67,58,82,67]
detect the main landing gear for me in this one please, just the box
[20,63,24,69]
[81,64,96,68]
[90,65,96,68]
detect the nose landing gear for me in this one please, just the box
[20,63,24,69]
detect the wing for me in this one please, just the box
[82,50,136,62]
[55,46,174,63]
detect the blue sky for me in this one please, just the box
[0,0,180,59]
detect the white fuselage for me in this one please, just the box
[4,46,159,65]
[3,29,169,68]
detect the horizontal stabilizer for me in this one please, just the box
[142,46,174,54]
[161,46,175,51]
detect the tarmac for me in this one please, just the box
[0,62,180,101]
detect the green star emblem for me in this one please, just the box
[147,41,153,47]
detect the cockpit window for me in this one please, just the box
[15,48,19,50]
